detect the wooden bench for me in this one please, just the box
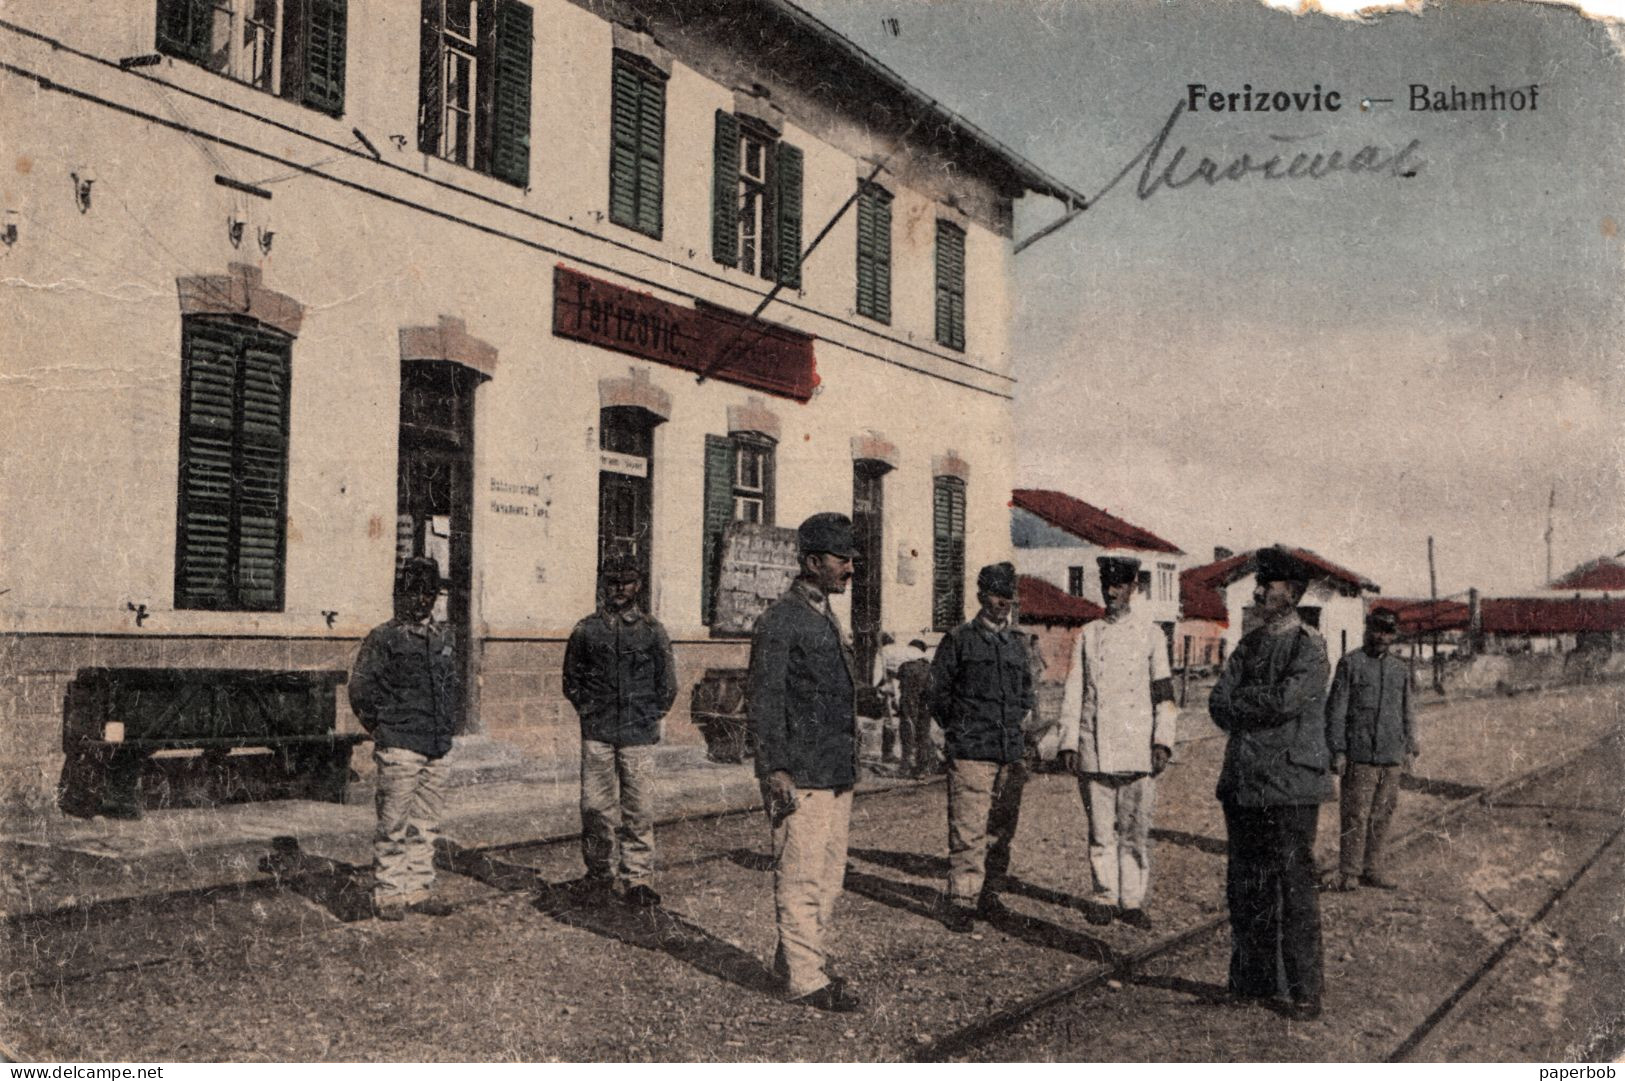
[60,667,365,819]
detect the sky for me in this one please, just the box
[797,0,1625,598]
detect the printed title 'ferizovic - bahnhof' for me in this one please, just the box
[0,1,1086,807]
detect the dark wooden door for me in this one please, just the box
[851,460,888,683]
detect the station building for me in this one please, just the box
[0,1,1085,809]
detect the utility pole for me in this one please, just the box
[1544,485,1556,585]
[1428,536,1443,693]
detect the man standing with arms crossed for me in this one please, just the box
[1209,546,1334,1021]
[1056,555,1177,930]
[562,555,678,908]
[1326,608,1418,892]
[931,562,1036,933]
[747,513,862,1013]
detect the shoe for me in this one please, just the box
[1328,874,1359,892]
[1360,873,1399,890]
[792,979,861,1013]
[1223,989,1271,1008]
[373,900,407,922]
[1085,903,1116,926]
[975,893,1008,919]
[407,898,455,917]
[624,884,662,909]
[1283,997,1323,1021]
[1119,908,1153,930]
[943,904,976,934]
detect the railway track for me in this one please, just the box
[911,729,1624,1062]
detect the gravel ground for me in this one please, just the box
[2,684,1620,1061]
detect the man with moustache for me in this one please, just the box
[747,513,862,1012]
[1056,555,1177,930]
[562,555,678,908]
[1209,546,1334,1021]
[1326,608,1418,892]
[930,562,1036,933]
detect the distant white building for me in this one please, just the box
[1010,489,1189,642]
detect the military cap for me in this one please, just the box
[976,561,1017,598]
[797,512,857,558]
[394,556,442,596]
[1366,608,1400,632]
[1097,555,1142,588]
[1254,545,1312,584]
[601,555,641,584]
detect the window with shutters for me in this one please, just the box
[934,220,966,351]
[1068,566,1085,598]
[1157,561,1177,603]
[711,112,803,287]
[609,53,666,238]
[155,0,348,115]
[173,315,293,612]
[855,183,892,323]
[701,432,776,624]
[932,475,967,632]
[417,0,533,187]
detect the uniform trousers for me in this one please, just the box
[947,758,1028,905]
[373,745,450,902]
[765,784,853,999]
[579,739,657,886]
[1221,801,1324,1003]
[1339,762,1402,878]
[1079,772,1157,910]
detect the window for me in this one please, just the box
[174,315,292,612]
[932,475,967,632]
[855,183,892,323]
[609,53,666,237]
[1157,561,1177,602]
[934,220,966,351]
[156,0,348,115]
[417,0,533,187]
[702,433,776,624]
[711,112,804,286]
[1068,566,1085,598]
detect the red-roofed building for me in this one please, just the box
[1176,545,1381,669]
[1010,488,1189,637]
[1548,554,1625,594]
[1015,575,1105,695]
[1482,597,1625,637]
[1368,597,1471,636]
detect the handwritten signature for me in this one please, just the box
[1093,101,1424,203]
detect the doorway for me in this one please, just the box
[851,459,891,682]
[598,406,658,593]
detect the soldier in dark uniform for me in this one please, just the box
[746,513,862,1013]
[562,555,679,907]
[930,562,1035,933]
[1209,546,1334,1020]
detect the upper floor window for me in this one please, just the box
[1157,561,1177,603]
[609,53,666,238]
[174,315,293,612]
[157,0,349,115]
[417,0,533,187]
[1068,566,1085,598]
[855,183,892,323]
[711,112,803,287]
[934,220,966,351]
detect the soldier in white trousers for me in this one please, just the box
[1057,556,1177,929]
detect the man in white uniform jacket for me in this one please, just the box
[1057,556,1177,929]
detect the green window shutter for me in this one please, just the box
[608,59,641,230]
[176,320,242,609]
[175,318,291,612]
[417,0,444,155]
[935,221,966,351]
[711,110,740,267]
[156,0,211,63]
[774,142,804,289]
[236,329,292,611]
[856,185,891,323]
[635,71,665,237]
[298,0,348,116]
[489,0,532,187]
[932,476,966,631]
[701,435,736,625]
